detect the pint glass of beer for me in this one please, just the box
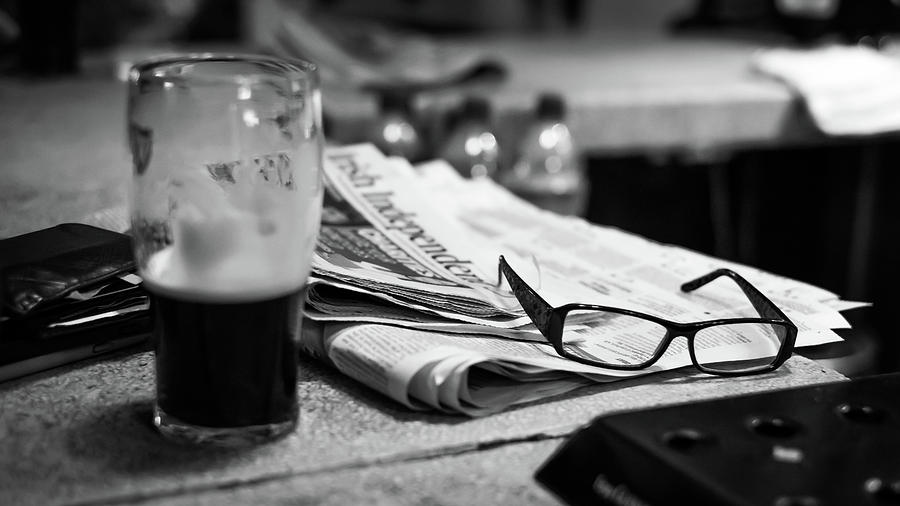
[127,54,323,445]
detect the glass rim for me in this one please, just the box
[129,52,318,84]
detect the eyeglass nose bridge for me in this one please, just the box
[662,324,716,372]
[665,325,699,340]
[658,326,701,360]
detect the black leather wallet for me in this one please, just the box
[0,223,151,382]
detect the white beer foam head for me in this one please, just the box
[142,177,320,303]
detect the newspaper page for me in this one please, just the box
[311,144,864,342]
[312,144,530,327]
[301,144,867,415]
[412,158,867,336]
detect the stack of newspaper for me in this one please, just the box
[300,144,866,416]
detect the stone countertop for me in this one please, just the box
[0,350,844,505]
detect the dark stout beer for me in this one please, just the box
[152,289,302,429]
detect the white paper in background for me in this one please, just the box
[752,45,900,136]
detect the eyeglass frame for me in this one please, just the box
[498,255,798,377]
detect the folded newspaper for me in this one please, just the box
[301,143,866,416]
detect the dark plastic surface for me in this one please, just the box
[536,373,900,506]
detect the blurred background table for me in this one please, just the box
[0,30,826,239]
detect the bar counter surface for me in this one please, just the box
[0,33,848,505]
[0,351,844,505]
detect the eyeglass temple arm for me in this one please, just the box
[498,255,556,333]
[680,269,791,323]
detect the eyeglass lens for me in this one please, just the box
[562,310,788,373]
[693,322,788,373]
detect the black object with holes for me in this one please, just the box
[535,373,900,506]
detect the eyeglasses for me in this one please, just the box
[498,256,797,376]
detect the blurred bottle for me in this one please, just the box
[368,89,426,162]
[438,96,500,179]
[500,93,588,216]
